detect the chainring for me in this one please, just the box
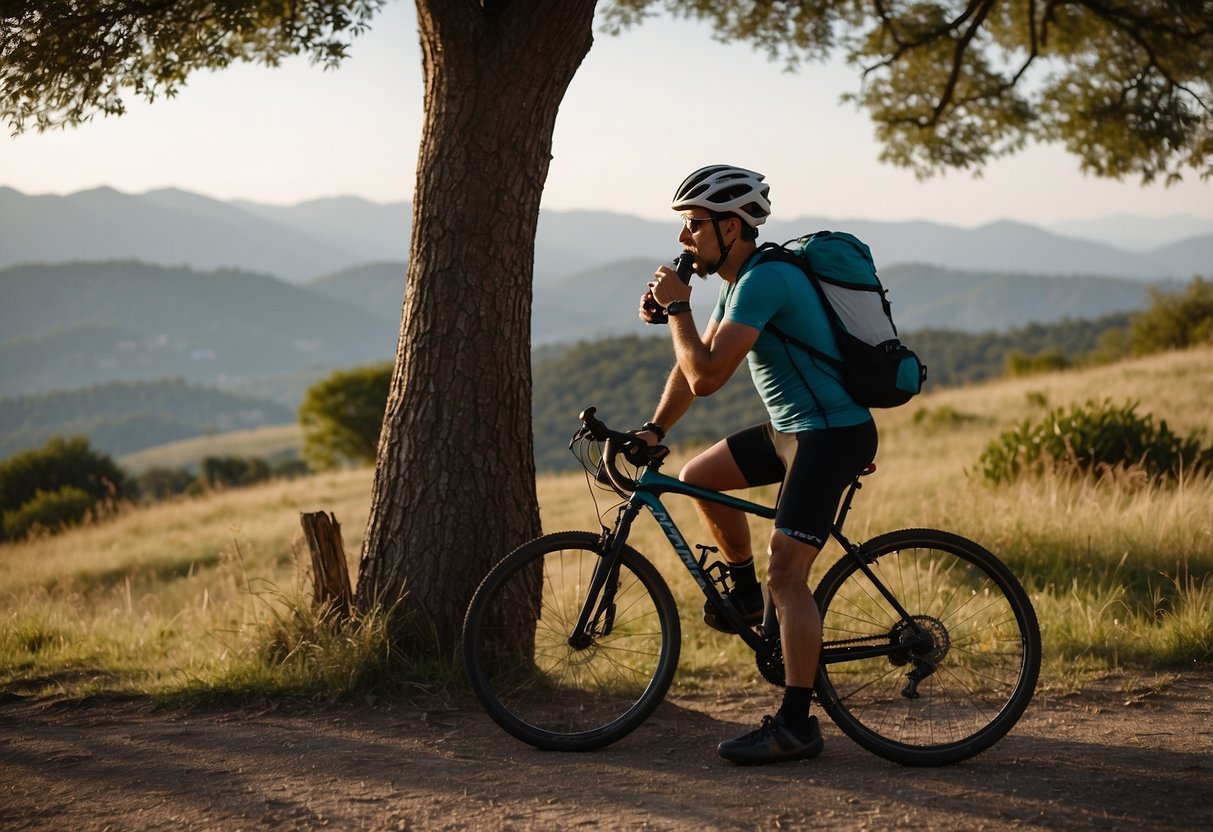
[755,631,786,687]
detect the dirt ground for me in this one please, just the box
[2,672,1211,831]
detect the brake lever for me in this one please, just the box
[568,425,592,449]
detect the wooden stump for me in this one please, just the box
[300,511,354,619]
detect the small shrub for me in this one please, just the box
[200,455,272,490]
[0,436,129,517]
[134,466,197,501]
[1006,348,1068,377]
[2,485,97,540]
[980,399,1213,485]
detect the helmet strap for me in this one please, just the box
[705,217,732,274]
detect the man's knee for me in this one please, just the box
[767,530,819,595]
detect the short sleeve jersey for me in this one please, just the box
[712,252,871,432]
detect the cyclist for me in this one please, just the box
[636,165,878,765]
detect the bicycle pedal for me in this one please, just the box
[703,560,730,589]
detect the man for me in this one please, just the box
[637,165,878,764]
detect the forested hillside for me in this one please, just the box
[0,379,293,459]
[530,312,1131,471]
[0,261,395,397]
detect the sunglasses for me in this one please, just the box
[682,214,716,233]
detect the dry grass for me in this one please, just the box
[2,346,1210,699]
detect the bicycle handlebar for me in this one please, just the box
[571,407,668,494]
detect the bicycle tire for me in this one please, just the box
[814,528,1040,766]
[462,531,681,751]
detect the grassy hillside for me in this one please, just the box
[2,346,1210,701]
[118,424,305,474]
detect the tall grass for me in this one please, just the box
[2,346,1211,701]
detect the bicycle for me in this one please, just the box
[462,408,1041,766]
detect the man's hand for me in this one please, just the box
[632,428,661,446]
[639,288,666,324]
[649,263,692,309]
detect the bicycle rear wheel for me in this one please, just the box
[462,531,681,751]
[814,528,1040,766]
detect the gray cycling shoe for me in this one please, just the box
[718,714,824,765]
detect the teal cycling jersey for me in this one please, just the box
[712,251,871,432]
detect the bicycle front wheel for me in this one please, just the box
[462,531,681,751]
[815,528,1040,766]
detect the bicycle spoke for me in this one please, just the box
[816,529,1040,765]
[463,532,680,750]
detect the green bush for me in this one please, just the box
[200,455,272,490]
[980,399,1213,484]
[1006,348,1069,377]
[1130,276,1213,355]
[0,436,130,541]
[0,436,129,515]
[299,363,392,470]
[134,466,198,501]
[2,486,97,540]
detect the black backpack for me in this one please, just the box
[755,231,927,409]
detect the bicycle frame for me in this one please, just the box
[573,462,932,667]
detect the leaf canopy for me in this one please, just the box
[605,0,1213,182]
[1,0,383,133]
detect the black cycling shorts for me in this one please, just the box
[726,419,878,549]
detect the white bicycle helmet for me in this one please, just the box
[671,165,771,228]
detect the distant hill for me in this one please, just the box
[312,257,1174,344]
[0,256,1178,405]
[1054,214,1213,251]
[2,186,1209,281]
[0,261,396,397]
[308,262,408,319]
[0,379,294,459]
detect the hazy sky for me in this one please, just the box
[3,1,1210,226]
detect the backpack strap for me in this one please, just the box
[752,243,847,372]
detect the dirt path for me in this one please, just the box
[2,673,1211,831]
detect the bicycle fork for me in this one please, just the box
[567,505,643,648]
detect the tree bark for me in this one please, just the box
[355,0,597,653]
[300,511,354,619]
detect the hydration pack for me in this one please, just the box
[756,231,927,409]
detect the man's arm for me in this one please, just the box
[649,264,759,399]
[668,312,758,397]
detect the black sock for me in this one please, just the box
[778,686,814,732]
[728,557,760,597]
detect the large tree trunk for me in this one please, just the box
[355,0,597,652]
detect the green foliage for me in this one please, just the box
[1006,348,1068,378]
[199,456,272,490]
[0,375,296,460]
[908,313,1132,388]
[607,1,1212,182]
[1130,277,1213,355]
[980,399,1213,485]
[2,485,96,540]
[299,363,392,470]
[134,467,198,501]
[532,335,766,471]
[0,1,384,133]
[0,436,128,518]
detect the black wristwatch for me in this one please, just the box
[665,300,691,316]
[641,421,666,441]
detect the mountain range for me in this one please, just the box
[1,184,1207,463]
[1,257,1177,403]
[2,186,1209,282]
